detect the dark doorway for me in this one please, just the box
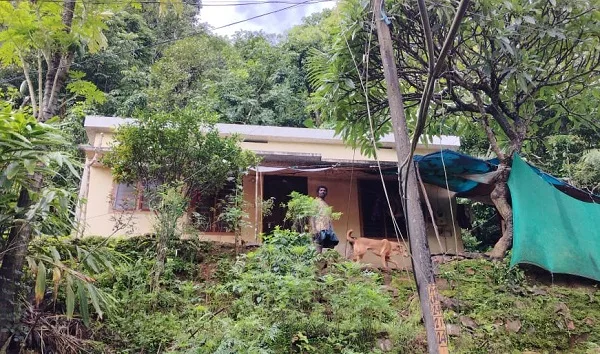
[358,179,407,238]
[262,175,308,234]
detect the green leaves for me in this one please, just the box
[78,282,90,326]
[34,261,46,306]
[0,102,79,238]
[187,228,401,353]
[308,0,600,159]
[65,275,75,319]
[26,237,122,324]
[103,109,258,199]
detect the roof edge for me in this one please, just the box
[84,115,460,148]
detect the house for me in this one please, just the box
[78,116,464,268]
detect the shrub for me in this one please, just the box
[175,228,416,353]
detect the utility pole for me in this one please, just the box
[372,0,448,353]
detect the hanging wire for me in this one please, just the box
[343,148,357,259]
[341,6,433,290]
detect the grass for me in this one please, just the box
[31,235,600,353]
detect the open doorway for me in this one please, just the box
[358,179,407,238]
[262,175,308,234]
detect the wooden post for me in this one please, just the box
[372,0,448,352]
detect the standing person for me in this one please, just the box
[311,185,339,253]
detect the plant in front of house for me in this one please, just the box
[103,109,258,289]
[284,191,341,233]
[173,227,418,353]
[148,184,187,292]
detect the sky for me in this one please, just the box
[199,0,335,37]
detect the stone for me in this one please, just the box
[460,315,478,330]
[446,324,461,337]
[435,278,450,291]
[505,319,522,333]
[554,302,571,316]
[377,338,393,352]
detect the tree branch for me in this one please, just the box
[474,93,504,160]
[18,52,38,118]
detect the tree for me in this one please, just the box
[283,9,337,125]
[309,0,600,258]
[146,34,235,111]
[148,184,187,292]
[0,101,79,345]
[142,30,314,127]
[103,109,258,286]
[0,0,112,121]
[0,0,182,344]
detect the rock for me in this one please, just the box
[569,333,589,348]
[505,319,522,333]
[446,324,461,337]
[436,278,450,291]
[460,315,478,330]
[514,300,526,309]
[554,302,571,316]
[584,317,595,326]
[528,286,548,296]
[380,285,399,297]
[566,319,576,331]
[465,267,476,275]
[377,338,393,352]
[438,295,461,310]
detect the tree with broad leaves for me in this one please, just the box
[0,101,80,346]
[103,109,258,289]
[308,0,600,258]
[0,0,182,345]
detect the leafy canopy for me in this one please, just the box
[0,101,79,238]
[308,0,600,157]
[103,109,258,197]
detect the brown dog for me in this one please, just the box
[346,230,409,269]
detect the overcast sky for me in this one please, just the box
[199,0,335,37]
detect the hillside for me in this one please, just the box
[22,233,600,353]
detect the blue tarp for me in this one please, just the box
[413,150,600,203]
[414,150,497,193]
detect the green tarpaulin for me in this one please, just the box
[509,154,600,281]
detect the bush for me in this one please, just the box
[174,228,418,353]
[87,235,236,353]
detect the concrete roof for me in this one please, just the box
[84,115,460,149]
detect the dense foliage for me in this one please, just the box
[0,102,78,240]
[19,233,600,353]
[103,109,256,197]
[1,0,600,351]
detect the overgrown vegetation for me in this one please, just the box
[439,258,600,353]
[19,233,600,353]
[1,0,600,351]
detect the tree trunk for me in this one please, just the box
[487,164,513,259]
[150,232,169,293]
[374,2,448,352]
[0,0,77,346]
[41,0,76,122]
[0,187,34,346]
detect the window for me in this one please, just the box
[190,182,236,233]
[113,182,157,211]
[358,179,407,238]
[113,183,138,211]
